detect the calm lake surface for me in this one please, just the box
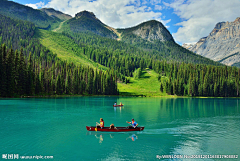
[0,97,239,160]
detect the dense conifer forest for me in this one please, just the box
[0,14,118,97]
[0,9,239,97]
[153,61,240,97]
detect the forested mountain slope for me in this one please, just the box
[0,2,239,97]
[0,0,61,29]
[0,13,118,97]
[117,20,221,65]
[40,8,72,21]
[35,29,107,70]
[62,11,118,39]
[59,11,221,66]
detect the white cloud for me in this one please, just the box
[150,0,161,5]
[155,5,162,11]
[165,0,240,44]
[26,1,44,9]
[39,0,169,28]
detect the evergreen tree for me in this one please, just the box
[18,48,26,95]
[188,74,193,96]
[0,45,2,97]
[1,44,7,96]
[6,48,15,97]
[214,82,218,97]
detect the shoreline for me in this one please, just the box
[0,94,239,99]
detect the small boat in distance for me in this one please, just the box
[86,126,144,132]
[113,104,124,107]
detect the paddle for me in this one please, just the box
[126,121,133,129]
[126,121,137,128]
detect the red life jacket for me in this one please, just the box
[100,121,104,127]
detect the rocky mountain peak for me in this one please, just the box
[187,17,240,67]
[214,22,226,30]
[182,43,194,50]
[129,20,174,42]
[75,10,97,19]
[41,8,55,12]
[69,10,118,39]
[234,17,240,23]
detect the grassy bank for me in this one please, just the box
[118,69,169,97]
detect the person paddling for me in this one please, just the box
[114,102,117,106]
[126,118,138,128]
[96,118,104,129]
[109,123,117,129]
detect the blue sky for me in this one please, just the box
[12,0,240,45]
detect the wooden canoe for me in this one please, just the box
[86,126,144,132]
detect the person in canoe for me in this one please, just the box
[96,118,104,128]
[114,102,117,106]
[126,118,138,128]
[120,102,123,106]
[109,123,117,129]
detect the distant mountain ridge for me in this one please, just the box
[0,1,221,66]
[62,10,175,43]
[186,17,240,67]
[59,10,221,65]
[0,0,62,29]
[40,8,72,21]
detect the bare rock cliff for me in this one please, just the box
[119,20,174,42]
[189,17,240,66]
[182,43,194,50]
[132,20,174,42]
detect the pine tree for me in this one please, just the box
[26,52,35,95]
[172,80,176,95]
[0,45,2,97]
[14,50,20,95]
[198,84,203,96]
[66,73,72,94]
[1,44,7,96]
[18,48,26,95]
[214,82,218,97]
[6,48,15,97]
[188,74,193,96]
[86,69,93,94]
[56,75,63,94]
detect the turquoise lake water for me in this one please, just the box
[0,97,239,160]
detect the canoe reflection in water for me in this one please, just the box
[94,134,104,143]
[114,106,124,113]
[86,132,139,142]
[126,134,138,141]
[94,133,117,143]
